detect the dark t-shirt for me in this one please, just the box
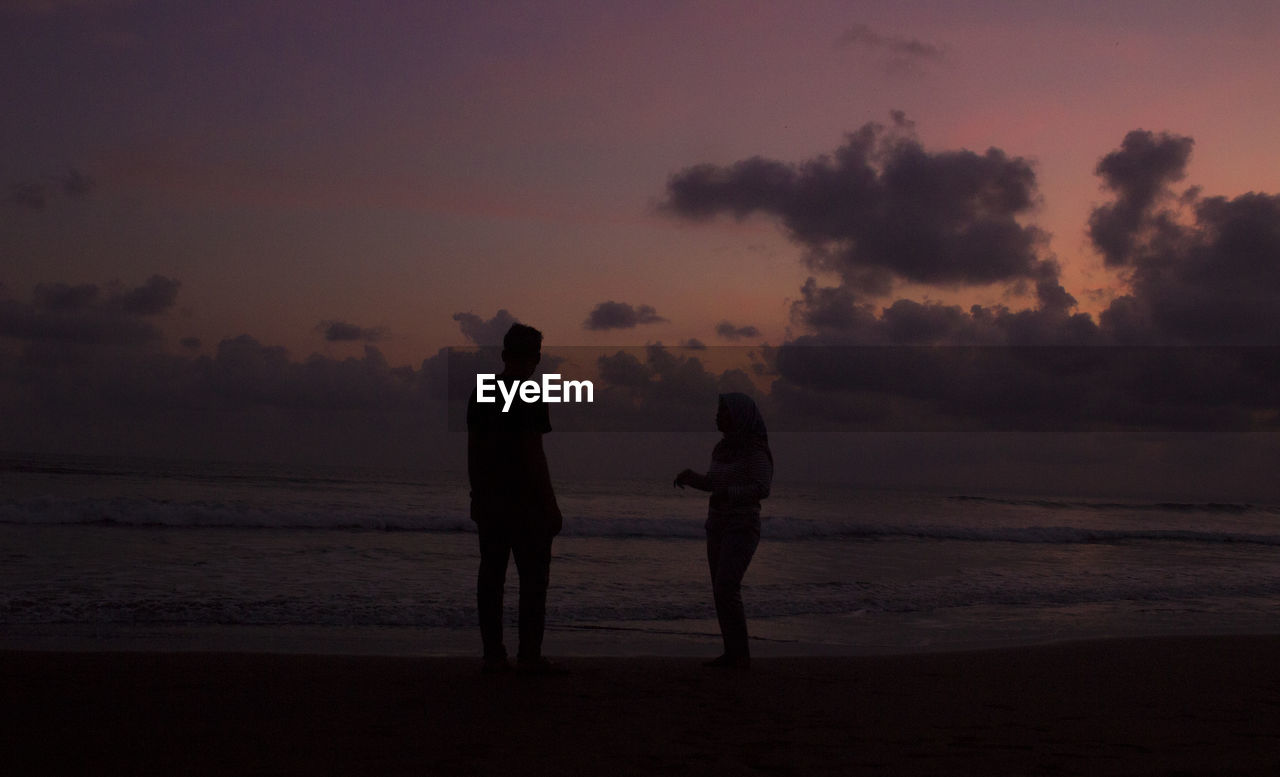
[466,382,552,527]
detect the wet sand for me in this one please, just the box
[5,635,1280,775]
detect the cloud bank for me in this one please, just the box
[452,309,518,345]
[1089,130,1280,345]
[7,169,95,211]
[715,321,762,341]
[583,301,668,331]
[317,320,386,343]
[664,118,1068,308]
[836,24,945,75]
[663,122,1280,433]
[4,125,1280,482]
[0,275,178,347]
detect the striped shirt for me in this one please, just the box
[706,446,773,529]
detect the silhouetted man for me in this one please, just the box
[467,323,566,674]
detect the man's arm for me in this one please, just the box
[467,429,499,525]
[467,430,483,493]
[520,432,562,534]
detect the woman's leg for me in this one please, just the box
[706,523,760,657]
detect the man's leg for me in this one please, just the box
[511,533,553,660]
[477,526,512,660]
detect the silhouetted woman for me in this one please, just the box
[675,392,773,668]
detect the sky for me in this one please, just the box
[4,0,1280,493]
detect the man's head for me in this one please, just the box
[501,323,542,380]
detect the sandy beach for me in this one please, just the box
[5,635,1280,776]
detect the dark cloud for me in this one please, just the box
[583,301,667,331]
[766,122,1280,429]
[0,362,444,473]
[879,299,985,345]
[34,282,100,312]
[1097,191,1280,344]
[0,276,178,347]
[573,345,756,431]
[663,125,1280,435]
[1086,132,1280,344]
[596,350,651,388]
[773,125,1277,349]
[668,126,1021,348]
[59,169,95,198]
[788,278,1094,347]
[715,321,761,341]
[179,337,202,350]
[10,330,427,413]
[664,118,1060,298]
[207,336,419,410]
[317,320,386,343]
[24,276,176,320]
[790,279,876,334]
[452,309,518,345]
[681,338,707,350]
[8,169,96,210]
[836,24,944,74]
[1087,130,1194,268]
[0,319,449,467]
[111,275,179,316]
[10,181,46,210]
[888,109,915,131]
[770,343,1280,432]
[0,301,160,347]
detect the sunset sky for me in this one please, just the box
[6,0,1279,362]
[5,1,1280,489]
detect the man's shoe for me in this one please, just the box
[515,657,569,676]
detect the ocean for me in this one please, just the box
[4,452,1280,657]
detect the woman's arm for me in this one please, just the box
[674,469,711,491]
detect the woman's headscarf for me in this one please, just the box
[713,392,772,465]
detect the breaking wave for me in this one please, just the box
[5,496,1280,546]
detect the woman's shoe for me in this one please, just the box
[702,653,750,669]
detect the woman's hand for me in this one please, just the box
[674,469,707,490]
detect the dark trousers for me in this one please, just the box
[706,520,760,657]
[477,525,553,660]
